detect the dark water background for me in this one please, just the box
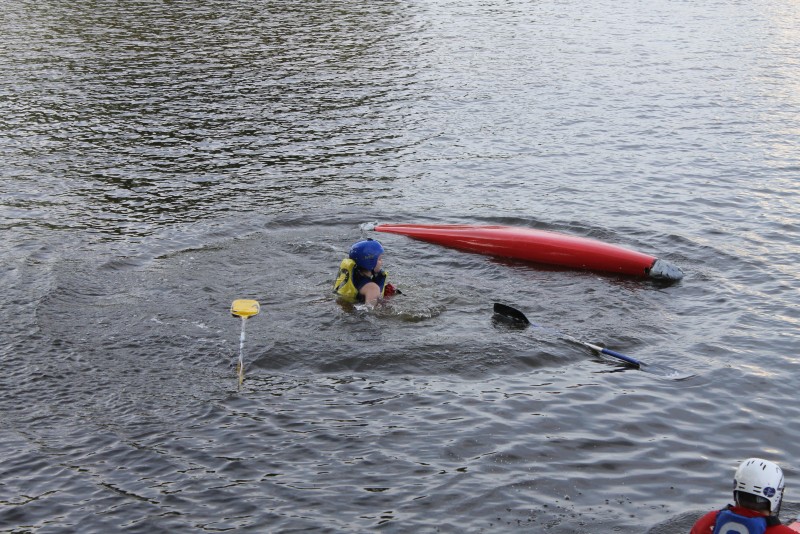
[2,1,799,532]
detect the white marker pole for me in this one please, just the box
[230,300,260,387]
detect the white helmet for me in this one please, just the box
[733,458,785,514]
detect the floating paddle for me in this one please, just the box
[493,302,688,378]
[231,299,260,387]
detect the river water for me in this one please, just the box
[2,1,799,532]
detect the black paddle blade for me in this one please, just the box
[493,303,531,325]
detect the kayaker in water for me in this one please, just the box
[690,458,798,533]
[333,238,397,307]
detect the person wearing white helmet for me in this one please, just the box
[691,458,798,533]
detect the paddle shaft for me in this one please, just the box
[580,341,642,367]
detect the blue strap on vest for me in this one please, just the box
[713,508,767,534]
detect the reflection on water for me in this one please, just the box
[2,1,427,234]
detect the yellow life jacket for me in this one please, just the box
[333,258,359,301]
[333,258,387,302]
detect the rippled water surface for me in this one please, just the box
[2,1,799,532]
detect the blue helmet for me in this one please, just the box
[349,239,384,271]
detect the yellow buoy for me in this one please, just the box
[231,299,260,318]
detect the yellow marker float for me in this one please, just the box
[231,299,260,319]
[230,299,260,387]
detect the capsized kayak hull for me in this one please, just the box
[373,224,683,281]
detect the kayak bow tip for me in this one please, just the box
[648,258,684,281]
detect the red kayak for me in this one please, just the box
[373,223,683,281]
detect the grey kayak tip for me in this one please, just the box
[649,258,684,281]
[360,221,378,232]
